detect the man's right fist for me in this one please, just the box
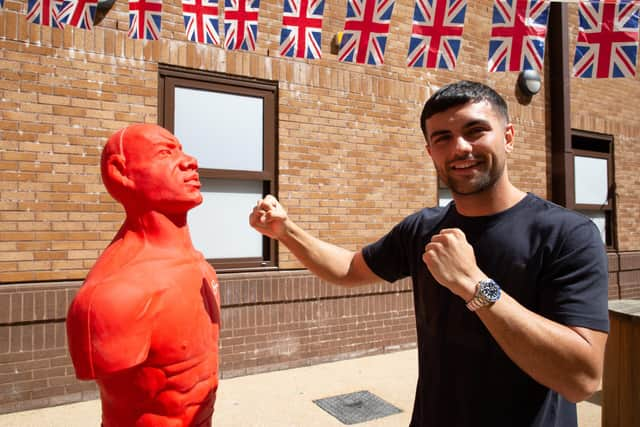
[249,195,289,240]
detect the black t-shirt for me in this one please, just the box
[362,193,609,427]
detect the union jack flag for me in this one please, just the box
[279,0,325,59]
[487,0,550,72]
[58,0,98,30]
[573,0,639,78]
[224,0,260,51]
[407,0,467,69]
[182,0,220,45]
[128,0,162,40]
[26,0,65,28]
[338,0,396,65]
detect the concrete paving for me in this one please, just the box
[0,349,602,426]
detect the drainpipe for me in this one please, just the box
[548,2,572,207]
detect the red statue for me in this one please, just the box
[66,124,221,427]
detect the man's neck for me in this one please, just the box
[452,182,526,217]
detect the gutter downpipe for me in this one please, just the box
[548,2,573,207]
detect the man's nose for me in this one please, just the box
[453,136,473,154]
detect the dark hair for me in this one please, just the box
[420,80,509,137]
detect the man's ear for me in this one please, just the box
[106,154,134,190]
[504,123,515,153]
[425,138,432,157]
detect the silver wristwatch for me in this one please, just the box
[466,278,501,312]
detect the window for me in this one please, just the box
[159,65,278,271]
[570,130,616,248]
[437,178,452,207]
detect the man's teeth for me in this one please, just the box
[453,162,476,169]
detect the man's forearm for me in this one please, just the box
[476,291,607,403]
[279,219,374,287]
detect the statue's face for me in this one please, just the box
[123,125,203,214]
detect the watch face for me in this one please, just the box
[480,279,501,302]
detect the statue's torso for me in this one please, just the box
[68,251,221,427]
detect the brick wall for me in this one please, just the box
[0,271,416,414]
[565,3,640,252]
[0,283,99,413]
[1,0,640,415]
[218,272,415,377]
[2,257,635,414]
[0,0,553,281]
[1,0,638,283]
[617,253,640,300]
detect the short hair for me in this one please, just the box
[420,80,509,137]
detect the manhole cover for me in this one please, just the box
[313,390,402,425]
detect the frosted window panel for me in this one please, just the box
[439,187,453,207]
[578,210,606,244]
[574,156,608,205]
[174,87,263,171]
[188,178,263,259]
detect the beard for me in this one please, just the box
[437,154,506,196]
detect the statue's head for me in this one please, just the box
[101,124,203,215]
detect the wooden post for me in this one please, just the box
[602,299,640,427]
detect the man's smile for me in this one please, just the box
[449,159,483,172]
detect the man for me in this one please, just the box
[250,81,609,426]
[67,124,221,427]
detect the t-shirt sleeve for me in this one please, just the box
[67,284,158,379]
[539,218,610,332]
[362,219,414,283]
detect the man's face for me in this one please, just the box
[424,100,514,196]
[123,125,203,214]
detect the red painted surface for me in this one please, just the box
[67,124,220,427]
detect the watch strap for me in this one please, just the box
[466,279,500,312]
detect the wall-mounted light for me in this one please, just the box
[330,32,343,55]
[517,69,542,97]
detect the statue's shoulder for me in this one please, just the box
[70,268,166,325]
[67,271,163,379]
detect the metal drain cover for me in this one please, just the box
[313,390,402,425]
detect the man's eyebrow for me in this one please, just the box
[428,118,494,142]
[462,119,491,129]
[428,129,451,140]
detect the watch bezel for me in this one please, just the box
[478,279,501,303]
[466,278,501,312]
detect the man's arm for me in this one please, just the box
[476,293,607,403]
[249,195,381,287]
[423,227,607,403]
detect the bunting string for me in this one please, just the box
[8,0,640,78]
